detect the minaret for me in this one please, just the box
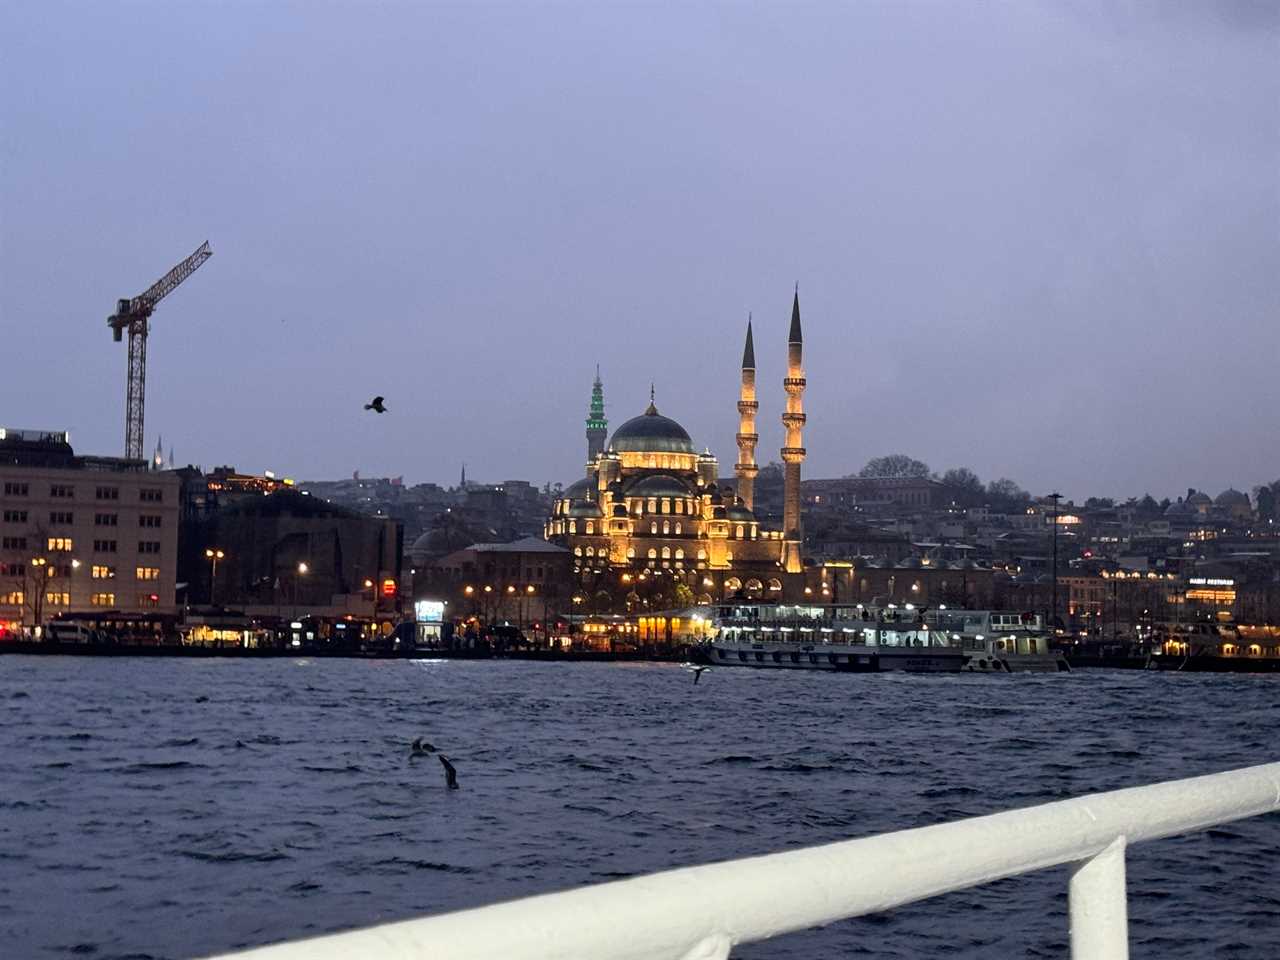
[780,289,806,574]
[585,365,608,465]
[460,463,467,489]
[735,316,759,511]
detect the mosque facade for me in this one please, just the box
[544,292,809,602]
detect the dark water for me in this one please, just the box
[1,657,1277,959]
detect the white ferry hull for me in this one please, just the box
[707,640,965,673]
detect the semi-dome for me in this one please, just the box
[1216,488,1249,506]
[609,400,694,455]
[561,477,594,500]
[625,473,694,498]
[726,502,756,522]
[566,500,603,518]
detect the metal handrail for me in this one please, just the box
[210,761,1280,960]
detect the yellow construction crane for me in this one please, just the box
[107,241,213,460]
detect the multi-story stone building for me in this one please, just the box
[1,428,180,631]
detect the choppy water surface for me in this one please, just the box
[1,657,1277,959]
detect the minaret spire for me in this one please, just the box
[781,289,807,574]
[735,315,759,511]
[586,367,608,465]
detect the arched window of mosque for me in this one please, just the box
[574,547,582,557]
[627,547,636,559]
[569,521,577,534]
[585,546,594,557]
[725,577,742,592]
[697,549,707,560]
[674,522,682,535]
[585,521,594,534]
[675,500,683,514]
[631,500,641,515]
[675,548,684,560]
[736,524,745,539]
[768,578,783,592]
[647,498,657,513]
[661,499,670,514]
[650,521,658,534]
[662,521,670,534]
[662,547,671,559]
[750,524,757,539]
[647,548,657,559]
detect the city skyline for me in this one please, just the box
[2,2,1276,503]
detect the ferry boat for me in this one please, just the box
[932,609,1070,673]
[706,602,965,672]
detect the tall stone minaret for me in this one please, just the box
[734,316,759,511]
[585,365,608,465]
[781,289,806,574]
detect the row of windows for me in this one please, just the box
[0,591,159,608]
[90,540,163,555]
[50,511,73,525]
[3,510,27,523]
[0,561,24,577]
[1,483,164,501]
[2,536,27,550]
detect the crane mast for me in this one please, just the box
[107,241,212,461]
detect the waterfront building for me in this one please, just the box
[545,294,809,602]
[176,475,402,619]
[0,427,180,631]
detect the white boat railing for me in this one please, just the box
[211,761,1280,960]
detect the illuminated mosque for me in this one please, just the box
[545,292,809,601]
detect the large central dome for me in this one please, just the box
[609,400,694,454]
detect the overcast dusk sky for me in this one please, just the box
[2,1,1277,502]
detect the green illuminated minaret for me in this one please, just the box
[586,365,608,463]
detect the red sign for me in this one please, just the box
[381,578,397,598]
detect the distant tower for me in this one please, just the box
[735,316,759,511]
[153,434,164,471]
[460,463,467,490]
[586,365,608,464]
[780,289,806,574]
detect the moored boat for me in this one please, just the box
[705,602,965,672]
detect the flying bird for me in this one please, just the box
[439,754,459,789]
[364,396,388,413]
[683,663,711,685]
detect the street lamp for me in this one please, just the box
[205,548,225,606]
[29,557,49,636]
[1047,492,1062,631]
[364,578,377,625]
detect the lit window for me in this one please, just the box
[47,537,73,552]
[662,521,670,534]
[91,593,116,606]
[92,565,115,580]
[2,591,23,605]
[647,548,657,559]
[662,547,670,559]
[674,522,682,535]
[585,521,594,534]
[675,549,684,560]
[45,591,70,606]
[736,524,744,539]
[136,567,161,581]
[650,522,657,534]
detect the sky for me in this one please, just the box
[2,1,1277,503]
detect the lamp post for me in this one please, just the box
[1047,492,1062,632]
[364,578,377,628]
[205,548,224,606]
[525,584,536,643]
[294,562,309,619]
[29,557,49,637]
